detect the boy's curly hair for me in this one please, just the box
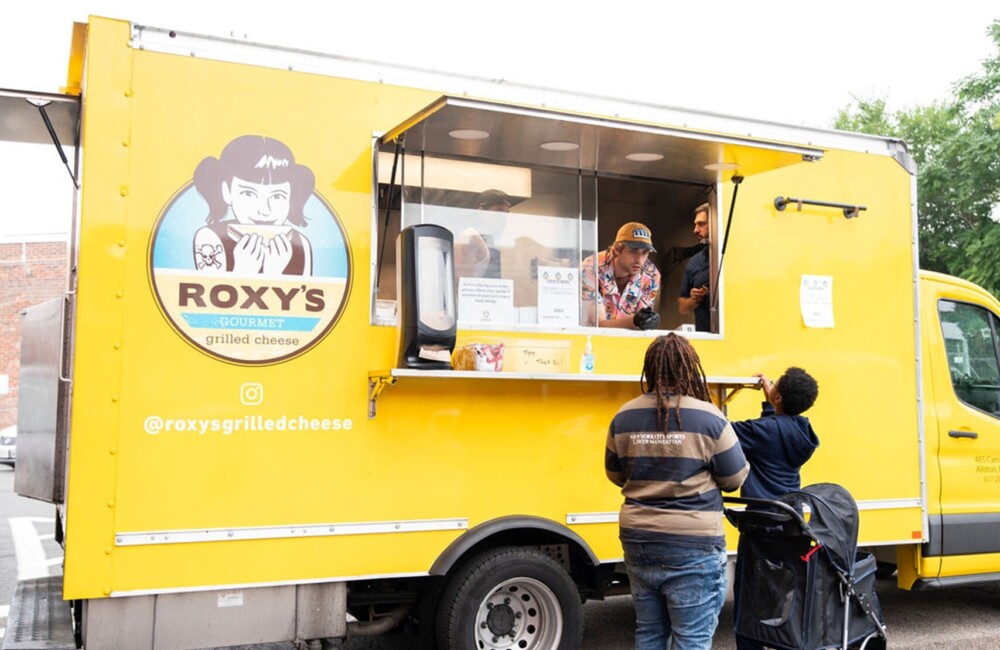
[776,367,819,415]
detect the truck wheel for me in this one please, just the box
[435,546,583,650]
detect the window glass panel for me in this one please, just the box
[399,157,585,327]
[939,300,1000,416]
[373,144,717,333]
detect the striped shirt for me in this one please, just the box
[605,393,749,550]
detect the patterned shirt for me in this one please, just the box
[605,393,749,550]
[582,250,661,322]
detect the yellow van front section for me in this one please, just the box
[913,272,1000,586]
[64,16,923,599]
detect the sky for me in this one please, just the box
[1,1,997,239]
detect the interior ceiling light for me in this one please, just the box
[626,152,663,162]
[448,128,490,140]
[704,162,740,171]
[540,141,579,151]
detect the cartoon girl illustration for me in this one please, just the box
[192,135,315,276]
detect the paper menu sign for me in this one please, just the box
[536,266,580,326]
[457,277,516,323]
[800,275,834,328]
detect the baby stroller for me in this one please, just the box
[724,483,887,650]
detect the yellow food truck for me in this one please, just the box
[5,14,1000,650]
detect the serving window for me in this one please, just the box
[372,97,822,334]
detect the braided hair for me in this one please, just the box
[641,334,710,432]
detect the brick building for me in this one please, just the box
[0,236,69,429]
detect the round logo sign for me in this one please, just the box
[148,135,351,364]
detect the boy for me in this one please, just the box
[732,367,819,500]
[731,367,819,650]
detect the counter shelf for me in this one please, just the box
[367,369,759,418]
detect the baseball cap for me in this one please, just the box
[614,222,656,252]
[477,188,512,211]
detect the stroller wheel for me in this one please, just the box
[851,632,887,650]
[874,562,896,579]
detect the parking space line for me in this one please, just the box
[9,517,56,580]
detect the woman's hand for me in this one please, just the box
[232,233,266,274]
[263,233,293,275]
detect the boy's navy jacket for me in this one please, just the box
[731,402,819,500]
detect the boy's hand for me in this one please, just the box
[754,373,777,406]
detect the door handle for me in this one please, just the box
[948,430,979,439]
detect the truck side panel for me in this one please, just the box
[62,17,926,603]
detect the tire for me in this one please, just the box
[435,546,584,650]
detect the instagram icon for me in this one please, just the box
[240,383,264,406]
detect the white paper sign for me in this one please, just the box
[537,266,580,326]
[458,277,515,323]
[800,275,834,328]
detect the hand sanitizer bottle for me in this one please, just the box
[580,336,595,374]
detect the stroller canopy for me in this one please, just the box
[779,483,860,574]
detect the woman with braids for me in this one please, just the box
[605,334,748,650]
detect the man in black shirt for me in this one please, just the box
[678,203,712,332]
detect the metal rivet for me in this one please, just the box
[111,394,119,402]
[118,240,126,247]
[107,500,115,508]
[109,448,116,455]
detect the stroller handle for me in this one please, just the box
[723,495,810,530]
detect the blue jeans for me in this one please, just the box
[623,542,728,650]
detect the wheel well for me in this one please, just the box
[429,516,604,595]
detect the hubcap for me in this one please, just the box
[473,577,562,649]
[486,603,516,635]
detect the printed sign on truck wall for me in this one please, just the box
[148,135,351,364]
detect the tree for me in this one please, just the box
[833,19,1000,296]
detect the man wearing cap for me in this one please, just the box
[476,188,512,212]
[678,203,712,332]
[454,189,511,278]
[581,222,661,329]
